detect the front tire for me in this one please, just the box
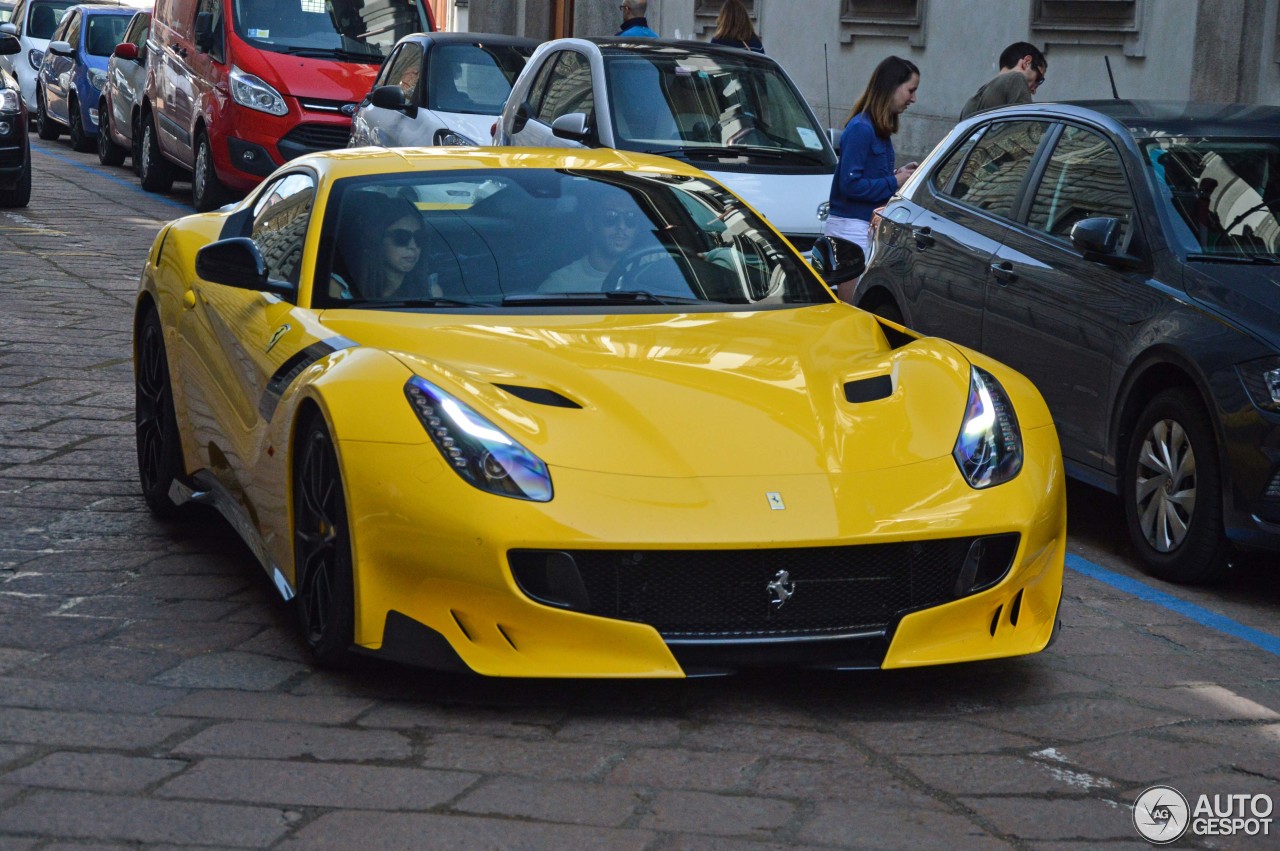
[97,99,127,166]
[68,97,93,152]
[135,308,186,518]
[0,136,31,208]
[1122,388,1230,584]
[139,113,174,193]
[192,130,229,212]
[36,90,60,140]
[293,412,356,666]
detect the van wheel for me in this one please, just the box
[192,130,230,212]
[68,97,93,153]
[139,114,174,193]
[97,100,127,166]
[36,90,60,140]
[1122,388,1230,584]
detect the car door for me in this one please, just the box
[109,10,147,142]
[41,6,73,120]
[178,171,324,504]
[354,40,423,146]
[506,48,597,148]
[905,119,1050,350]
[983,122,1159,468]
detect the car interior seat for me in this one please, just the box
[30,4,58,38]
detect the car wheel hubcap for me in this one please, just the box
[195,142,207,199]
[296,432,339,645]
[1134,418,1196,553]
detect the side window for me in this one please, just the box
[380,42,423,103]
[1028,124,1135,244]
[11,0,27,37]
[63,10,80,45]
[127,13,149,50]
[524,51,561,117]
[51,9,71,40]
[932,127,986,194]
[945,121,1049,220]
[533,50,593,126]
[194,0,223,63]
[250,172,316,289]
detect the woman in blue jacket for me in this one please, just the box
[826,56,920,282]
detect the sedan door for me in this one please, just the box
[982,122,1161,468]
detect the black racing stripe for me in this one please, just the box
[258,340,345,422]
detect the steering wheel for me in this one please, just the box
[600,245,694,295]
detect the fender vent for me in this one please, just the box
[1009,589,1024,627]
[990,605,1003,636]
[495,384,581,409]
[844,375,893,403]
[877,319,914,350]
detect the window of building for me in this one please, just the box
[839,0,926,46]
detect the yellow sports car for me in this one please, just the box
[134,147,1065,677]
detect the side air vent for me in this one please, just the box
[844,375,893,403]
[495,384,582,409]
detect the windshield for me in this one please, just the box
[27,0,73,39]
[313,168,831,310]
[1141,137,1280,259]
[232,0,429,62]
[426,42,533,115]
[86,14,129,56]
[602,53,836,167]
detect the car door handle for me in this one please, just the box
[989,260,1017,284]
[912,227,934,249]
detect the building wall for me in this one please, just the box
[460,0,1280,162]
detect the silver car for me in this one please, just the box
[350,31,536,149]
[96,6,145,169]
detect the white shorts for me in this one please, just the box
[823,215,871,254]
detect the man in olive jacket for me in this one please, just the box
[959,42,1047,120]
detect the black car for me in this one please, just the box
[0,30,30,206]
[855,100,1280,584]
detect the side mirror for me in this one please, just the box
[809,235,866,287]
[47,40,74,57]
[0,33,19,54]
[113,42,138,61]
[370,84,409,111]
[195,237,285,293]
[550,112,590,143]
[511,100,531,134]
[0,23,19,37]
[194,12,215,53]
[1069,216,1120,256]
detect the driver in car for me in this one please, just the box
[538,193,643,292]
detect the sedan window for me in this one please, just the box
[379,42,423,103]
[532,50,593,127]
[945,121,1048,219]
[427,42,531,115]
[1027,124,1134,244]
[250,172,316,289]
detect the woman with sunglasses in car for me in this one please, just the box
[331,194,435,300]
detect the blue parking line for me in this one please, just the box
[31,145,190,211]
[1066,553,1280,657]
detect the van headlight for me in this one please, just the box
[405,376,553,502]
[953,367,1022,488]
[229,65,287,116]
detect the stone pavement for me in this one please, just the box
[1,138,1279,849]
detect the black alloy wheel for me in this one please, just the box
[192,130,229,212]
[139,112,174,193]
[97,99,127,166]
[134,308,185,517]
[68,97,93,152]
[35,90,60,140]
[130,113,143,175]
[293,413,356,666]
[0,135,31,207]
[1122,388,1230,584]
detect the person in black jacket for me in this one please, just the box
[709,0,763,53]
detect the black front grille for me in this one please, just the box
[520,538,983,639]
[278,122,352,159]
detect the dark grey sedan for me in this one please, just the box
[855,100,1280,584]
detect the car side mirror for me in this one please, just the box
[113,42,138,61]
[0,23,18,38]
[47,40,74,57]
[511,100,531,134]
[370,84,412,114]
[194,12,216,53]
[809,235,865,287]
[1069,216,1120,256]
[550,112,590,143]
[195,237,290,294]
[0,33,19,54]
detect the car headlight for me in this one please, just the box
[28,49,44,71]
[953,366,1023,488]
[405,376,553,501]
[1237,356,1280,413]
[88,68,107,91]
[229,65,287,116]
[434,128,478,146]
[0,88,17,112]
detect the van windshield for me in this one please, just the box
[232,0,429,63]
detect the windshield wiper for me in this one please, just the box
[503,291,708,307]
[1186,253,1280,265]
[341,297,491,309]
[277,45,381,62]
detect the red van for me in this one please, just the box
[140,0,434,210]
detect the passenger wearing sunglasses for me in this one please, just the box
[331,193,436,300]
[959,41,1047,121]
[538,195,645,293]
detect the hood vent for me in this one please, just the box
[844,374,893,403]
[877,319,914,350]
[495,383,582,409]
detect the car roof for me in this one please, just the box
[966,99,1280,140]
[300,145,718,181]
[546,37,781,66]
[396,31,540,49]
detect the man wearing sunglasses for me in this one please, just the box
[538,194,646,293]
[959,41,1047,121]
